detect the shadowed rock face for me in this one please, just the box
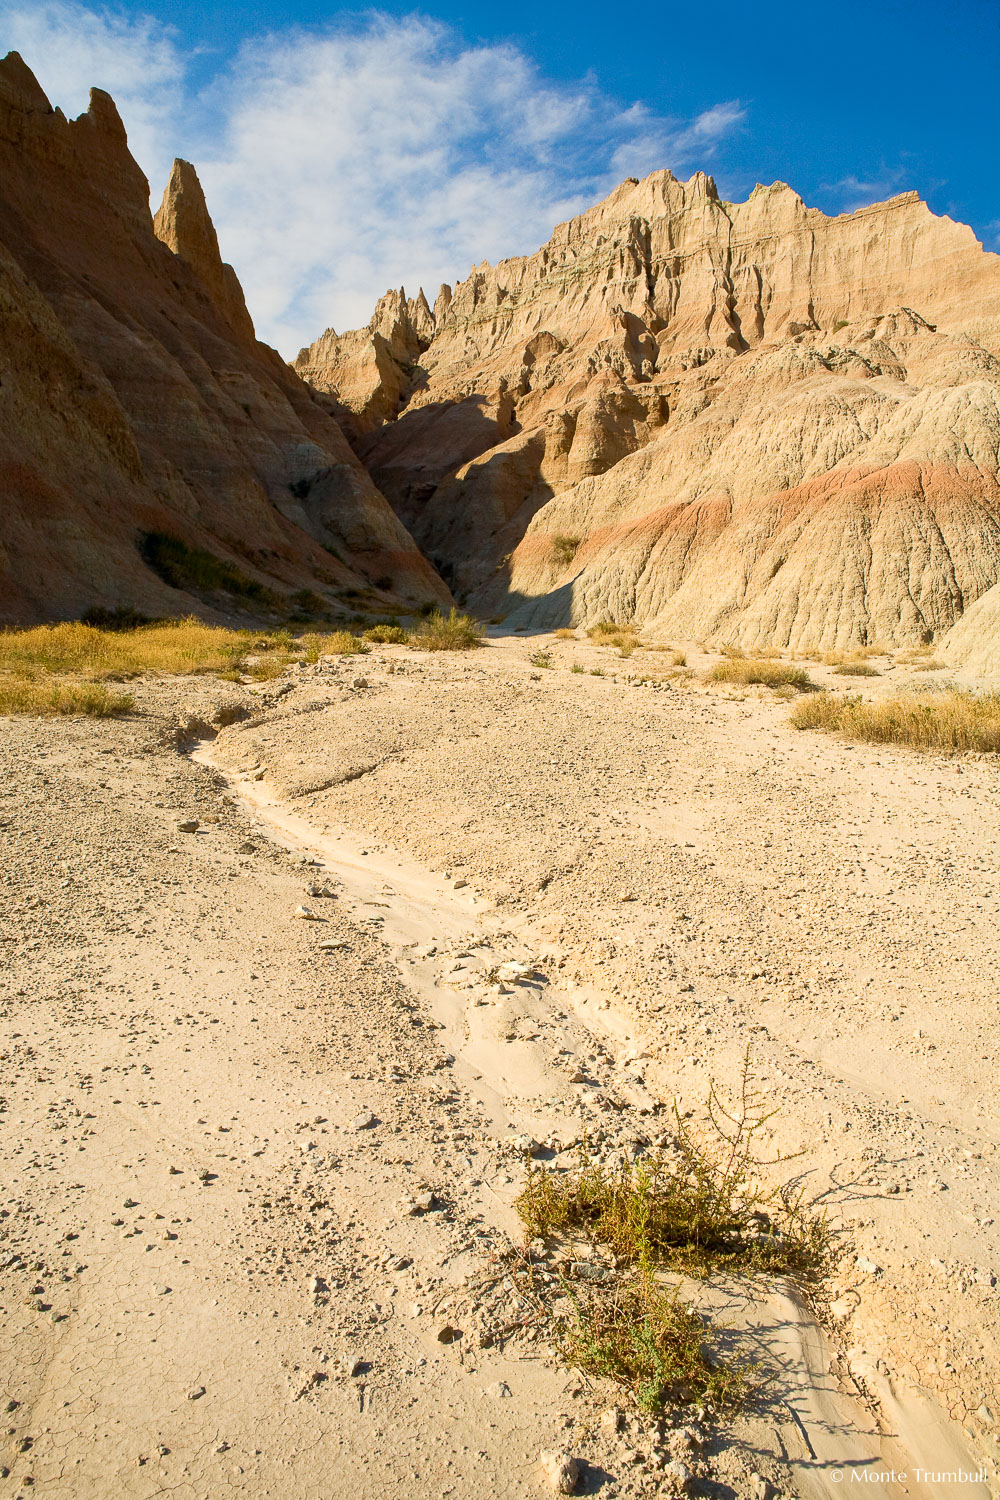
[0,53,448,625]
[298,169,1000,651]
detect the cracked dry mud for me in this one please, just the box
[2,631,998,1499]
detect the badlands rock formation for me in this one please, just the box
[0,54,447,625]
[298,170,1000,651]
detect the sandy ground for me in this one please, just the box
[2,632,998,1498]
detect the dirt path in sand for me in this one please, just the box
[1,635,997,1498]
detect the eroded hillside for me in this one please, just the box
[0,53,448,625]
[297,171,1000,652]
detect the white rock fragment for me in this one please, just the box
[540,1450,583,1494]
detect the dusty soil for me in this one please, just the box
[2,632,998,1499]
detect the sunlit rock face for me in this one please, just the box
[0,53,448,624]
[298,168,1000,650]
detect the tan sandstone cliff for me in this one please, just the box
[0,53,448,625]
[297,169,1000,652]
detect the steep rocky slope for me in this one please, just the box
[298,170,1000,650]
[0,53,447,625]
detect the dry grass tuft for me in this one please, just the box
[0,678,134,717]
[833,662,879,678]
[588,620,642,657]
[408,608,485,651]
[554,628,577,640]
[708,659,814,691]
[791,689,1000,752]
[551,535,582,569]
[363,623,408,644]
[302,630,370,660]
[0,619,251,679]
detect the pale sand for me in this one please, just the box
[2,633,997,1497]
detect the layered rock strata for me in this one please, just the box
[298,169,1000,650]
[0,54,447,624]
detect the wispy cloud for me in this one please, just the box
[821,166,913,213]
[2,0,183,184]
[1,4,746,353]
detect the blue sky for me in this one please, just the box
[3,0,997,354]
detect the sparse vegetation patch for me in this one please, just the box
[551,535,582,569]
[791,689,1000,752]
[0,619,251,679]
[139,532,277,605]
[708,659,814,690]
[0,678,134,717]
[515,1059,829,1414]
[408,608,485,651]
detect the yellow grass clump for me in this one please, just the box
[0,678,134,717]
[791,689,1000,752]
[553,628,576,640]
[708,659,813,690]
[302,630,370,660]
[0,619,251,679]
[588,620,642,656]
[408,608,485,651]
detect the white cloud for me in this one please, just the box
[0,5,746,354]
[1,0,183,189]
[822,167,913,213]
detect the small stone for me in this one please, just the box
[750,1473,775,1500]
[153,1284,170,1296]
[293,905,315,920]
[352,677,369,690]
[486,1380,512,1399]
[237,841,256,854]
[665,1460,692,1491]
[435,1323,460,1344]
[413,1191,435,1212]
[855,1256,882,1275]
[568,1069,588,1084]
[177,819,199,833]
[453,879,468,889]
[351,1110,377,1130]
[187,1386,205,1401]
[599,1406,623,1433]
[540,1449,583,1494]
[168,1165,182,1175]
[319,939,350,951]
[342,1354,364,1377]
[977,1403,995,1425]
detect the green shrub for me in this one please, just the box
[139,532,277,605]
